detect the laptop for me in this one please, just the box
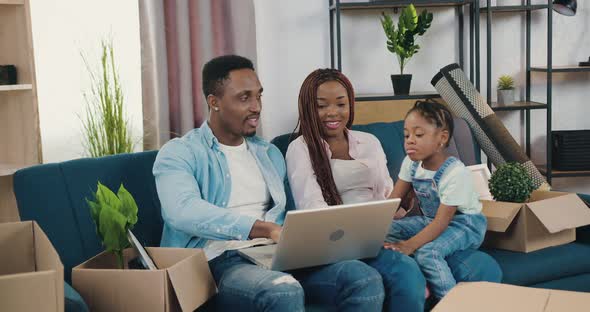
[238,198,400,271]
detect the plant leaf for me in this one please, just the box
[117,184,138,227]
[99,205,129,252]
[96,182,121,212]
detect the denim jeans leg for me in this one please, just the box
[447,249,503,283]
[209,251,305,312]
[413,217,482,299]
[364,248,426,312]
[294,260,385,312]
[386,216,430,243]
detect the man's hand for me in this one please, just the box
[384,240,417,256]
[249,220,282,242]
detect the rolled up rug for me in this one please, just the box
[431,63,550,191]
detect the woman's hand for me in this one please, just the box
[394,208,408,220]
[384,240,416,256]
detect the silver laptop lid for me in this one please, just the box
[270,198,400,271]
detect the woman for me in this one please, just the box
[286,68,426,312]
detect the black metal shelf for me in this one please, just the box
[355,92,441,102]
[491,101,547,112]
[530,66,590,73]
[479,4,548,13]
[330,0,471,11]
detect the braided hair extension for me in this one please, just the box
[406,100,455,147]
[293,69,355,206]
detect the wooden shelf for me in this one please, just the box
[0,163,27,176]
[356,92,440,102]
[537,165,590,178]
[0,84,32,92]
[491,101,547,112]
[479,4,548,13]
[0,0,25,5]
[530,66,590,73]
[330,0,470,11]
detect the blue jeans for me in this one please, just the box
[387,214,487,299]
[364,248,426,312]
[207,250,384,311]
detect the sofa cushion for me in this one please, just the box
[483,242,590,287]
[530,272,590,292]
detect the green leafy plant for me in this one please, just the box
[81,39,134,157]
[87,182,138,269]
[489,162,535,203]
[497,75,515,90]
[380,5,433,75]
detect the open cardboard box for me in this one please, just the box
[482,190,590,252]
[0,221,64,312]
[434,282,590,312]
[73,247,216,312]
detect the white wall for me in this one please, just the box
[254,0,590,193]
[30,0,143,163]
[253,0,330,139]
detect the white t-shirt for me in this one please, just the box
[398,156,482,215]
[203,140,273,260]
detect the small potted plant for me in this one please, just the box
[497,75,515,106]
[86,181,138,269]
[489,162,535,203]
[380,5,433,95]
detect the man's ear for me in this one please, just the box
[207,94,219,112]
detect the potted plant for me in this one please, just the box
[86,181,138,269]
[488,162,535,203]
[380,5,433,95]
[497,75,515,106]
[81,39,134,157]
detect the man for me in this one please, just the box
[153,55,384,311]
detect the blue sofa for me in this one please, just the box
[13,118,590,311]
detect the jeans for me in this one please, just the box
[364,248,426,312]
[387,214,487,299]
[207,250,385,312]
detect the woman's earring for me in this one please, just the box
[213,107,220,112]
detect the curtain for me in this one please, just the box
[139,0,257,150]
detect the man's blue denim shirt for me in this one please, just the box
[154,122,289,249]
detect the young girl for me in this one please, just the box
[385,100,487,300]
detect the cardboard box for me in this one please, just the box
[482,191,590,252]
[0,221,64,312]
[73,247,216,312]
[433,282,590,312]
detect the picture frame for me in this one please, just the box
[467,164,493,201]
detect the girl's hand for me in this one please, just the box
[384,241,416,256]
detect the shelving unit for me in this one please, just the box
[0,84,33,91]
[477,0,590,184]
[329,0,473,102]
[0,0,41,222]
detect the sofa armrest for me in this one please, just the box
[65,281,89,312]
[576,193,590,245]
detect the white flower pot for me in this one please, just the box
[497,89,514,106]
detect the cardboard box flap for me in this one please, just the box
[147,247,197,269]
[545,289,590,310]
[165,249,216,312]
[0,221,35,275]
[481,200,522,232]
[433,282,550,312]
[527,193,590,233]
